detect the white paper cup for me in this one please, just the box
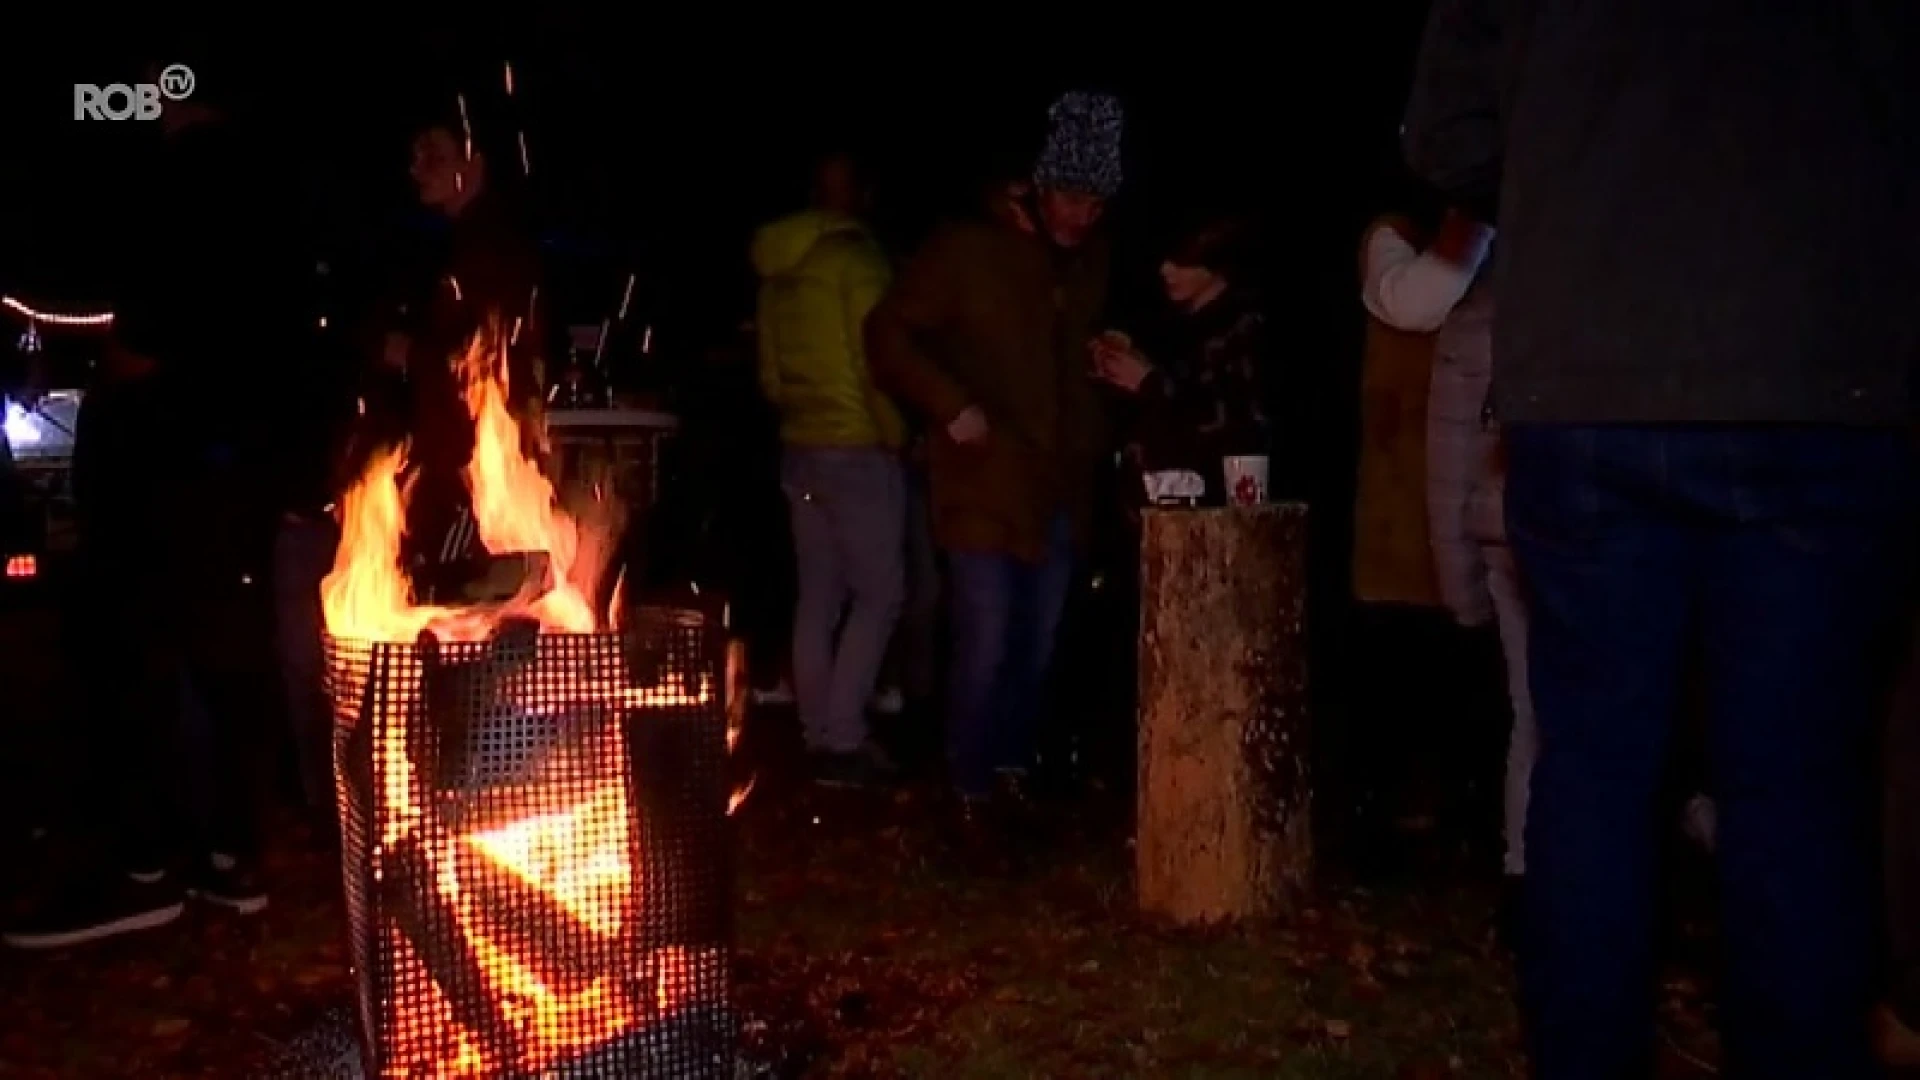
[1222,455,1270,506]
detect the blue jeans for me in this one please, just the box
[1507,426,1914,1080]
[781,448,906,754]
[898,465,942,701]
[946,513,1074,797]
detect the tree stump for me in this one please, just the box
[1137,503,1312,924]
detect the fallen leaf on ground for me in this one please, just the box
[150,1015,191,1038]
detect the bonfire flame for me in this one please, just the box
[322,331,618,643]
[320,329,741,1076]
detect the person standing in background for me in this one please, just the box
[752,151,906,788]
[1407,3,1920,1075]
[7,48,297,947]
[1349,206,1504,870]
[867,90,1120,809]
[1361,208,1496,646]
[1427,270,1535,930]
[378,110,546,579]
[270,299,359,828]
[1091,214,1272,503]
[1362,210,1532,908]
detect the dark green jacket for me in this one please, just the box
[867,207,1110,561]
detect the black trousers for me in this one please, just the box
[71,383,272,868]
[1335,603,1506,857]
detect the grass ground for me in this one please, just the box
[0,593,1711,1078]
[0,776,1542,1079]
[734,780,1531,1079]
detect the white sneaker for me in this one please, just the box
[870,686,906,716]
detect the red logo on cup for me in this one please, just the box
[1233,473,1261,506]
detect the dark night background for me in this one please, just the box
[0,15,1431,332]
[0,12,1438,645]
[0,12,1441,696]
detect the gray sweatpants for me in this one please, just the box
[780,447,906,754]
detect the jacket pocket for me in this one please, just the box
[929,428,1023,522]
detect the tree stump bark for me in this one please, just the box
[1137,503,1312,924]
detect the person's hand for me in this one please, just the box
[1090,335,1153,392]
[381,332,412,373]
[946,405,990,446]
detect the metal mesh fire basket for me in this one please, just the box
[323,606,732,1079]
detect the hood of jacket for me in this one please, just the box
[751,210,868,278]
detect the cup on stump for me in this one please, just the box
[1222,455,1270,507]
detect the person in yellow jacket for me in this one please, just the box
[752,152,906,787]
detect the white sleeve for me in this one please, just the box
[1360,224,1493,333]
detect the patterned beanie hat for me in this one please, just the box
[1033,91,1125,198]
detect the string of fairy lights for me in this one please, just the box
[2,297,112,329]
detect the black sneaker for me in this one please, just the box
[3,869,185,949]
[187,852,269,915]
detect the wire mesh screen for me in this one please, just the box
[323,607,732,1079]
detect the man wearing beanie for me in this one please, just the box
[867,90,1121,810]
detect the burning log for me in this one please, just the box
[1136,504,1313,924]
[452,813,633,996]
[382,831,528,1071]
[416,620,547,796]
[420,550,554,606]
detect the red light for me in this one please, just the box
[6,555,37,580]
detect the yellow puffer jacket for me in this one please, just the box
[752,211,905,449]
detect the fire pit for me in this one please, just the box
[316,330,742,1078]
[325,613,731,1077]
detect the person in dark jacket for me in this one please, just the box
[7,57,297,950]
[867,91,1120,804]
[1405,3,1920,1076]
[376,114,546,580]
[270,331,358,823]
[1091,215,1272,506]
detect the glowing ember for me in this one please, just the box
[465,788,632,938]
